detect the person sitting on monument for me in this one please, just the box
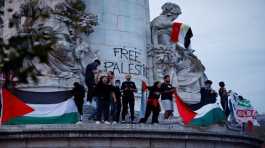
[139,81,162,124]
[200,80,217,106]
[219,81,230,118]
[121,74,137,124]
[94,75,116,124]
[72,82,86,122]
[85,59,101,103]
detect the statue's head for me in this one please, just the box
[161,2,182,21]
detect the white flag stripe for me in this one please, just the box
[25,98,78,117]
[194,103,220,119]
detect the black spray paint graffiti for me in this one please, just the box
[104,48,147,76]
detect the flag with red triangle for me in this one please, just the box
[1,88,34,123]
[0,88,79,125]
[174,94,197,125]
[174,93,225,126]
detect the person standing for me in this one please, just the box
[200,80,217,106]
[112,80,122,123]
[107,71,115,85]
[219,81,230,118]
[107,71,116,122]
[94,75,116,124]
[139,81,162,124]
[85,59,101,103]
[160,75,175,120]
[72,82,86,122]
[121,75,137,123]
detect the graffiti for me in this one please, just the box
[104,48,146,76]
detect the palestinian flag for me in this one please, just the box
[175,95,225,126]
[189,103,225,126]
[170,22,193,48]
[0,88,79,125]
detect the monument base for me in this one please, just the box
[0,124,263,148]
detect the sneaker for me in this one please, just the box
[76,121,82,124]
[112,121,117,124]
[96,121,101,124]
[152,122,159,125]
[121,120,126,124]
[104,121,111,125]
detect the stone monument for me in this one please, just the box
[84,0,150,85]
[2,0,97,91]
[0,1,264,147]
[1,0,207,106]
[84,0,150,110]
[148,2,207,104]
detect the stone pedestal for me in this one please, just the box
[0,124,263,148]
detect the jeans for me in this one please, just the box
[96,98,110,121]
[122,98,135,122]
[87,96,98,120]
[113,101,121,122]
[140,102,160,124]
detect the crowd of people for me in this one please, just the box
[72,59,230,124]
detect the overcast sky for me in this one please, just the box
[150,0,265,113]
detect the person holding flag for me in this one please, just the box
[160,75,175,120]
[139,81,162,124]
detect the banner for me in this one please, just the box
[228,91,259,126]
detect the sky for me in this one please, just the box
[149,0,265,113]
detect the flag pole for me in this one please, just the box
[0,87,3,126]
[0,73,5,126]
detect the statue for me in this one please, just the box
[148,2,207,104]
[3,0,97,89]
[0,0,3,38]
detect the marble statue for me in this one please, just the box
[148,2,207,104]
[2,0,97,90]
[0,0,3,38]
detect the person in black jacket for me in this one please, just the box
[85,59,101,102]
[72,82,86,121]
[200,80,217,106]
[94,75,116,124]
[139,81,162,124]
[219,81,230,118]
[121,75,137,123]
[112,80,122,123]
[160,75,175,119]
